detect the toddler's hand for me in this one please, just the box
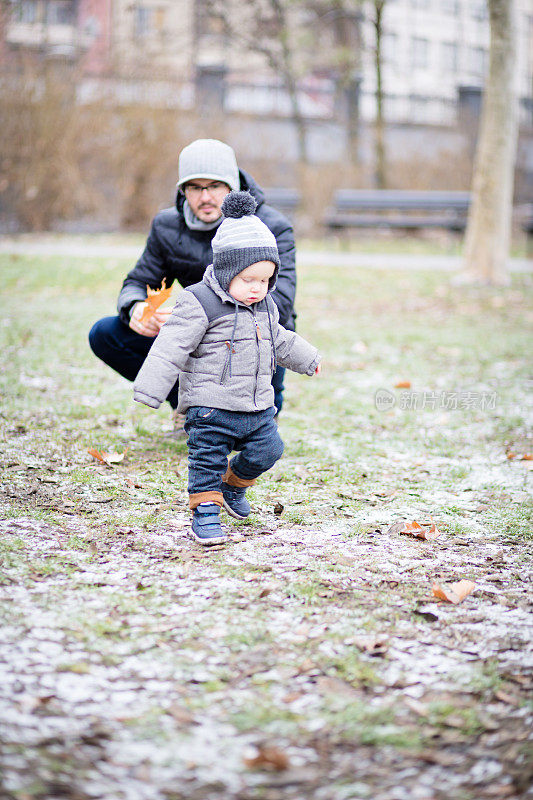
[315,363,322,376]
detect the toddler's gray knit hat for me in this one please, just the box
[177,139,240,192]
[212,191,280,292]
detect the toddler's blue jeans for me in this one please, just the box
[185,406,284,509]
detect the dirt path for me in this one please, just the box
[0,234,531,272]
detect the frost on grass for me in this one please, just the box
[0,254,532,799]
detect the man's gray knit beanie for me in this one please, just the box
[212,191,280,292]
[177,139,240,192]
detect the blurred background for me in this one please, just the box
[0,0,531,237]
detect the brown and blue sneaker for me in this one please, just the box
[221,484,251,520]
[191,503,228,546]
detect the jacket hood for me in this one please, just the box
[175,168,265,215]
[203,264,235,304]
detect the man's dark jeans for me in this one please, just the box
[88,316,286,411]
[185,406,284,496]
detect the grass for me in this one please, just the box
[427,703,485,737]
[326,652,379,688]
[485,500,533,540]
[0,244,532,799]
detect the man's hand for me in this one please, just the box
[129,303,172,337]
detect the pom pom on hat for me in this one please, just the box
[221,191,257,219]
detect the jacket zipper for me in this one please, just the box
[252,307,260,408]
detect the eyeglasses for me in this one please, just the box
[184,181,228,196]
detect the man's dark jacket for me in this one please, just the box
[117,169,297,330]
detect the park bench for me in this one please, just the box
[324,190,471,233]
[263,187,301,218]
[523,209,533,255]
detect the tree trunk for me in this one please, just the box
[460,0,519,285]
[283,65,308,164]
[331,2,362,165]
[373,0,386,189]
[273,0,308,164]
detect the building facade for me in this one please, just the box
[2,0,532,126]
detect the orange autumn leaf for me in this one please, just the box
[425,520,441,540]
[400,519,440,540]
[88,447,107,464]
[244,745,290,772]
[520,453,532,461]
[88,448,128,466]
[432,579,476,604]
[140,279,172,323]
[395,380,411,389]
[402,520,424,535]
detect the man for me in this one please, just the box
[88,138,297,429]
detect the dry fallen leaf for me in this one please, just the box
[385,520,406,536]
[140,279,172,323]
[168,703,196,725]
[352,635,388,656]
[404,697,429,717]
[316,675,359,697]
[494,689,521,706]
[243,572,261,582]
[88,448,128,467]
[432,579,477,604]
[88,448,107,464]
[425,521,441,539]
[395,380,411,388]
[168,519,190,531]
[282,691,304,704]
[399,519,441,540]
[244,745,290,772]
[125,477,143,488]
[24,694,56,713]
[105,450,128,464]
[333,553,357,566]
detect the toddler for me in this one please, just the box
[134,191,321,544]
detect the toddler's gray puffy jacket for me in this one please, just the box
[133,266,320,413]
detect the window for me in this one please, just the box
[472,1,487,21]
[442,41,458,73]
[196,0,226,39]
[45,0,76,25]
[16,1,38,23]
[134,6,153,38]
[412,37,429,69]
[442,0,460,14]
[382,33,398,64]
[154,7,166,35]
[470,46,487,76]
